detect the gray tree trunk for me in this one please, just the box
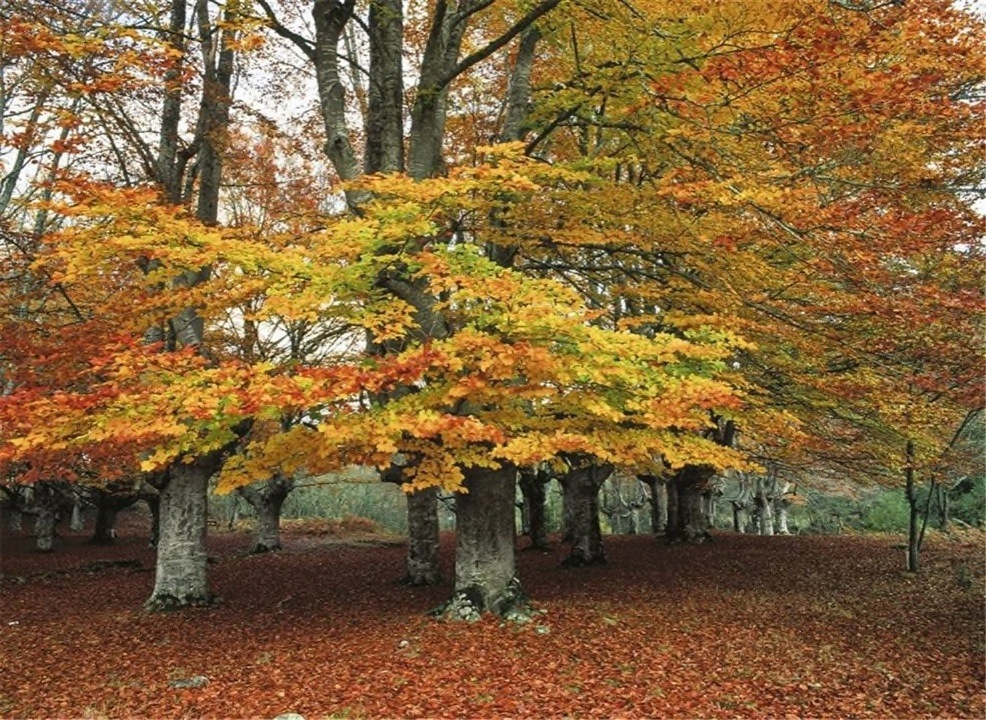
[239,475,293,554]
[9,507,22,531]
[143,492,161,547]
[34,506,56,552]
[404,486,441,585]
[559,461,612,566]
[704,491,719,529]
[145,462,213,611]
[365,0,404,174]
[774,498,791,535]
[666,466,714,543]
[937,483,950,532]
[252,498,283,553]
[437,465,524,620]
[640,475,668,534]
[755,488,774,536]
[70,499,85,531]
[156,0,187,202]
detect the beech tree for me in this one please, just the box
[506,0,985,510]
[1,0,982,620]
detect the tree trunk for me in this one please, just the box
[666,466,714,543]
[938,484,949,532]
[239,476,292,554]
[91,506,118,545]
[252,496,283,553]
[404,486,441,585]
[70,499,85,531]
[34,506,56,552]
[518,467,550,550]
[145,462,214,611]
[9,507,22,531]
[666,475,679,536]
[561,478,576,543]
[704,490,719,529]
[437,465,525,621]
[755,488,774,536]
[905,439,919,573]
[559,462,612,566]
[774,497,791,535]
[640,474,667,534]
[144,492,161,547]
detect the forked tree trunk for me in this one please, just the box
[666,466,714,543]
[560,463,612,566]
[145,462,213,611]
[437,465,525,621]
[404,486,441,585]
[239,476,293,554]
[518,467,550,550]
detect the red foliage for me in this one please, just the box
[0,524,982,719]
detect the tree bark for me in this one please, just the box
[559,461,612,566]
[365,0,404,174]
[774,497,791,535]
[404,486,441,585]
[239,474,293,553]
[70,499,85,531]
[437,465,525,620]
[145,461,214,611]
[8,506,22,531]
[666,466,715,543]
[755,486,774,536]
[518,466,550,550]
[640,474,668,535]
[252,496,283,553]
[937,484,949,532]
[34,505,56,552]
[905,439,919,573]
[143,491,161,547]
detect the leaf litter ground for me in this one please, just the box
[0,521,982,719]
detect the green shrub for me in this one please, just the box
[950,475,985,527]
[861,490,911,533]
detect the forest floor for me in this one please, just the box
[0,517,982,719]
